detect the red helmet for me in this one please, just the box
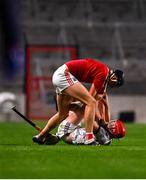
[112,120,126,138]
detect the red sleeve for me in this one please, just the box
[93,67,109,94]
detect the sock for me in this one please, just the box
[85,132,94,141]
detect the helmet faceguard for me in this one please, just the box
[108,69,124,88]
[108,119,126,138]
[114,69,124,87]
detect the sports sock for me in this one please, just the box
[86,132,94,140]
[85,132,95,144]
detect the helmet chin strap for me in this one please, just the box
[103,70,111,91]
[106,70,117,88]
[104,69,119,92]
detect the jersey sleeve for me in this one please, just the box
[93,68,109,94]
[93,79,105,94]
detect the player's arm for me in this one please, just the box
[88,83,104,120]
[89,83,110,123]
[97,93,110,123]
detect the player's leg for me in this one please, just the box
[55,115,86,145]
[39,94,72,136]
[64,82,97,144]
[33,64,96,145]
[53,65,96,144]
[33,105,83,145]
[56,108,84,144]
[68,103,84,125]
[33,94,73,144]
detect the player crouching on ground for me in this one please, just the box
[33,101,126,145]
[55,103,126,145]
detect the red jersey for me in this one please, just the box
[65,58,109,93]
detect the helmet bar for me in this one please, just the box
[113,69,124,87]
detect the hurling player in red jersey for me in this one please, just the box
[33,58,124,145]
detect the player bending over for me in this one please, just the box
[33,58,124,145]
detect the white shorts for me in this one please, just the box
[56,119,80,138]
[56,119,86,144]
[52,64,78,94]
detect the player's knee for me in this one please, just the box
[87,97,96,108]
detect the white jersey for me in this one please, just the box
[56,119,86,144]
[56,119,112,145]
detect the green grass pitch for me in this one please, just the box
[0,122,146,179]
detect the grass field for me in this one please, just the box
[0,122,146,179]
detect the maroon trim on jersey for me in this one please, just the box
[64,69,74,86]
